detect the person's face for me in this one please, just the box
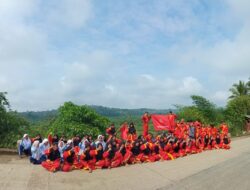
[25,136,29,140]
[108,144,112,149]
[99,136,103,141]
[45,142,49,146]
[98,144,103,150]
[58,141,63,147]
[53,144,58,151]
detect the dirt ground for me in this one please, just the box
[1,137,250,190]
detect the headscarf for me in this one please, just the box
[31,140,41,160]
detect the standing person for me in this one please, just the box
[142,112,151,137]
[106,124,116,142]
[167,111,177,132]
[220,123,229,136]
[120,122,129,140]
[189,122,196,140]
[19,134,32,157]
[127,122,137,141]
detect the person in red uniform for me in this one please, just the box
[62,140,82,172]
[210,125,218,138]
[130,140,141,164]
[214,134,222,149]
[127,122,137,141]
[106,124,116,142]
[142,112,151,137]
[41,142,61,172]
[220,123,229,136]
[138,140,153,162]
[93,143,106,169]
[222,135,231,149]
[120,122,129,140]
[167,111,177,132]
[103,142,117,169]
[79,143,95,173]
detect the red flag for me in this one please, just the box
[151,114,171,131]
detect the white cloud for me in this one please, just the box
[210,90,230,106]
[0,0,249,111]
[45,0,93,29]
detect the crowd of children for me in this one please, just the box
[18,113,231,173]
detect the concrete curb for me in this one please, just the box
[0,148,18,155]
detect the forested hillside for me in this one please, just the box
[19,106,173,123]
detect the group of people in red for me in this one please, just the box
[20,112,231,173]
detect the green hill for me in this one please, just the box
[19,105,174,123]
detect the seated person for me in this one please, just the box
[30,140,46,164]
[19,134,32,157]
[41,142,61,172]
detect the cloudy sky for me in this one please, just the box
[0,0,249,111]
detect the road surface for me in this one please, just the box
[0,137,250,190]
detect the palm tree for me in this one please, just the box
[229,80,249,99]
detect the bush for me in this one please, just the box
[49,102,110,138]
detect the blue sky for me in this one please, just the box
[0,0,249,111]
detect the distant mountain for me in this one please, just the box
[19,105,175,123]
[90,105,173,117]
[19,110,58,123]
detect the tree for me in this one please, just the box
[49,102,110,138]
[0,92,10,112]
[0,93,29,148]
[229,80,249,99]
[226,95,250,136]
[177,106,206,123]
[191,95,216,123]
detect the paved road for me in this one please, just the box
[0,137,250,190]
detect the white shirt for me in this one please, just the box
[39,143,50,155]
[21,138,31,150]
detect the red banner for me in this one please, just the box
[151,114,171,131]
